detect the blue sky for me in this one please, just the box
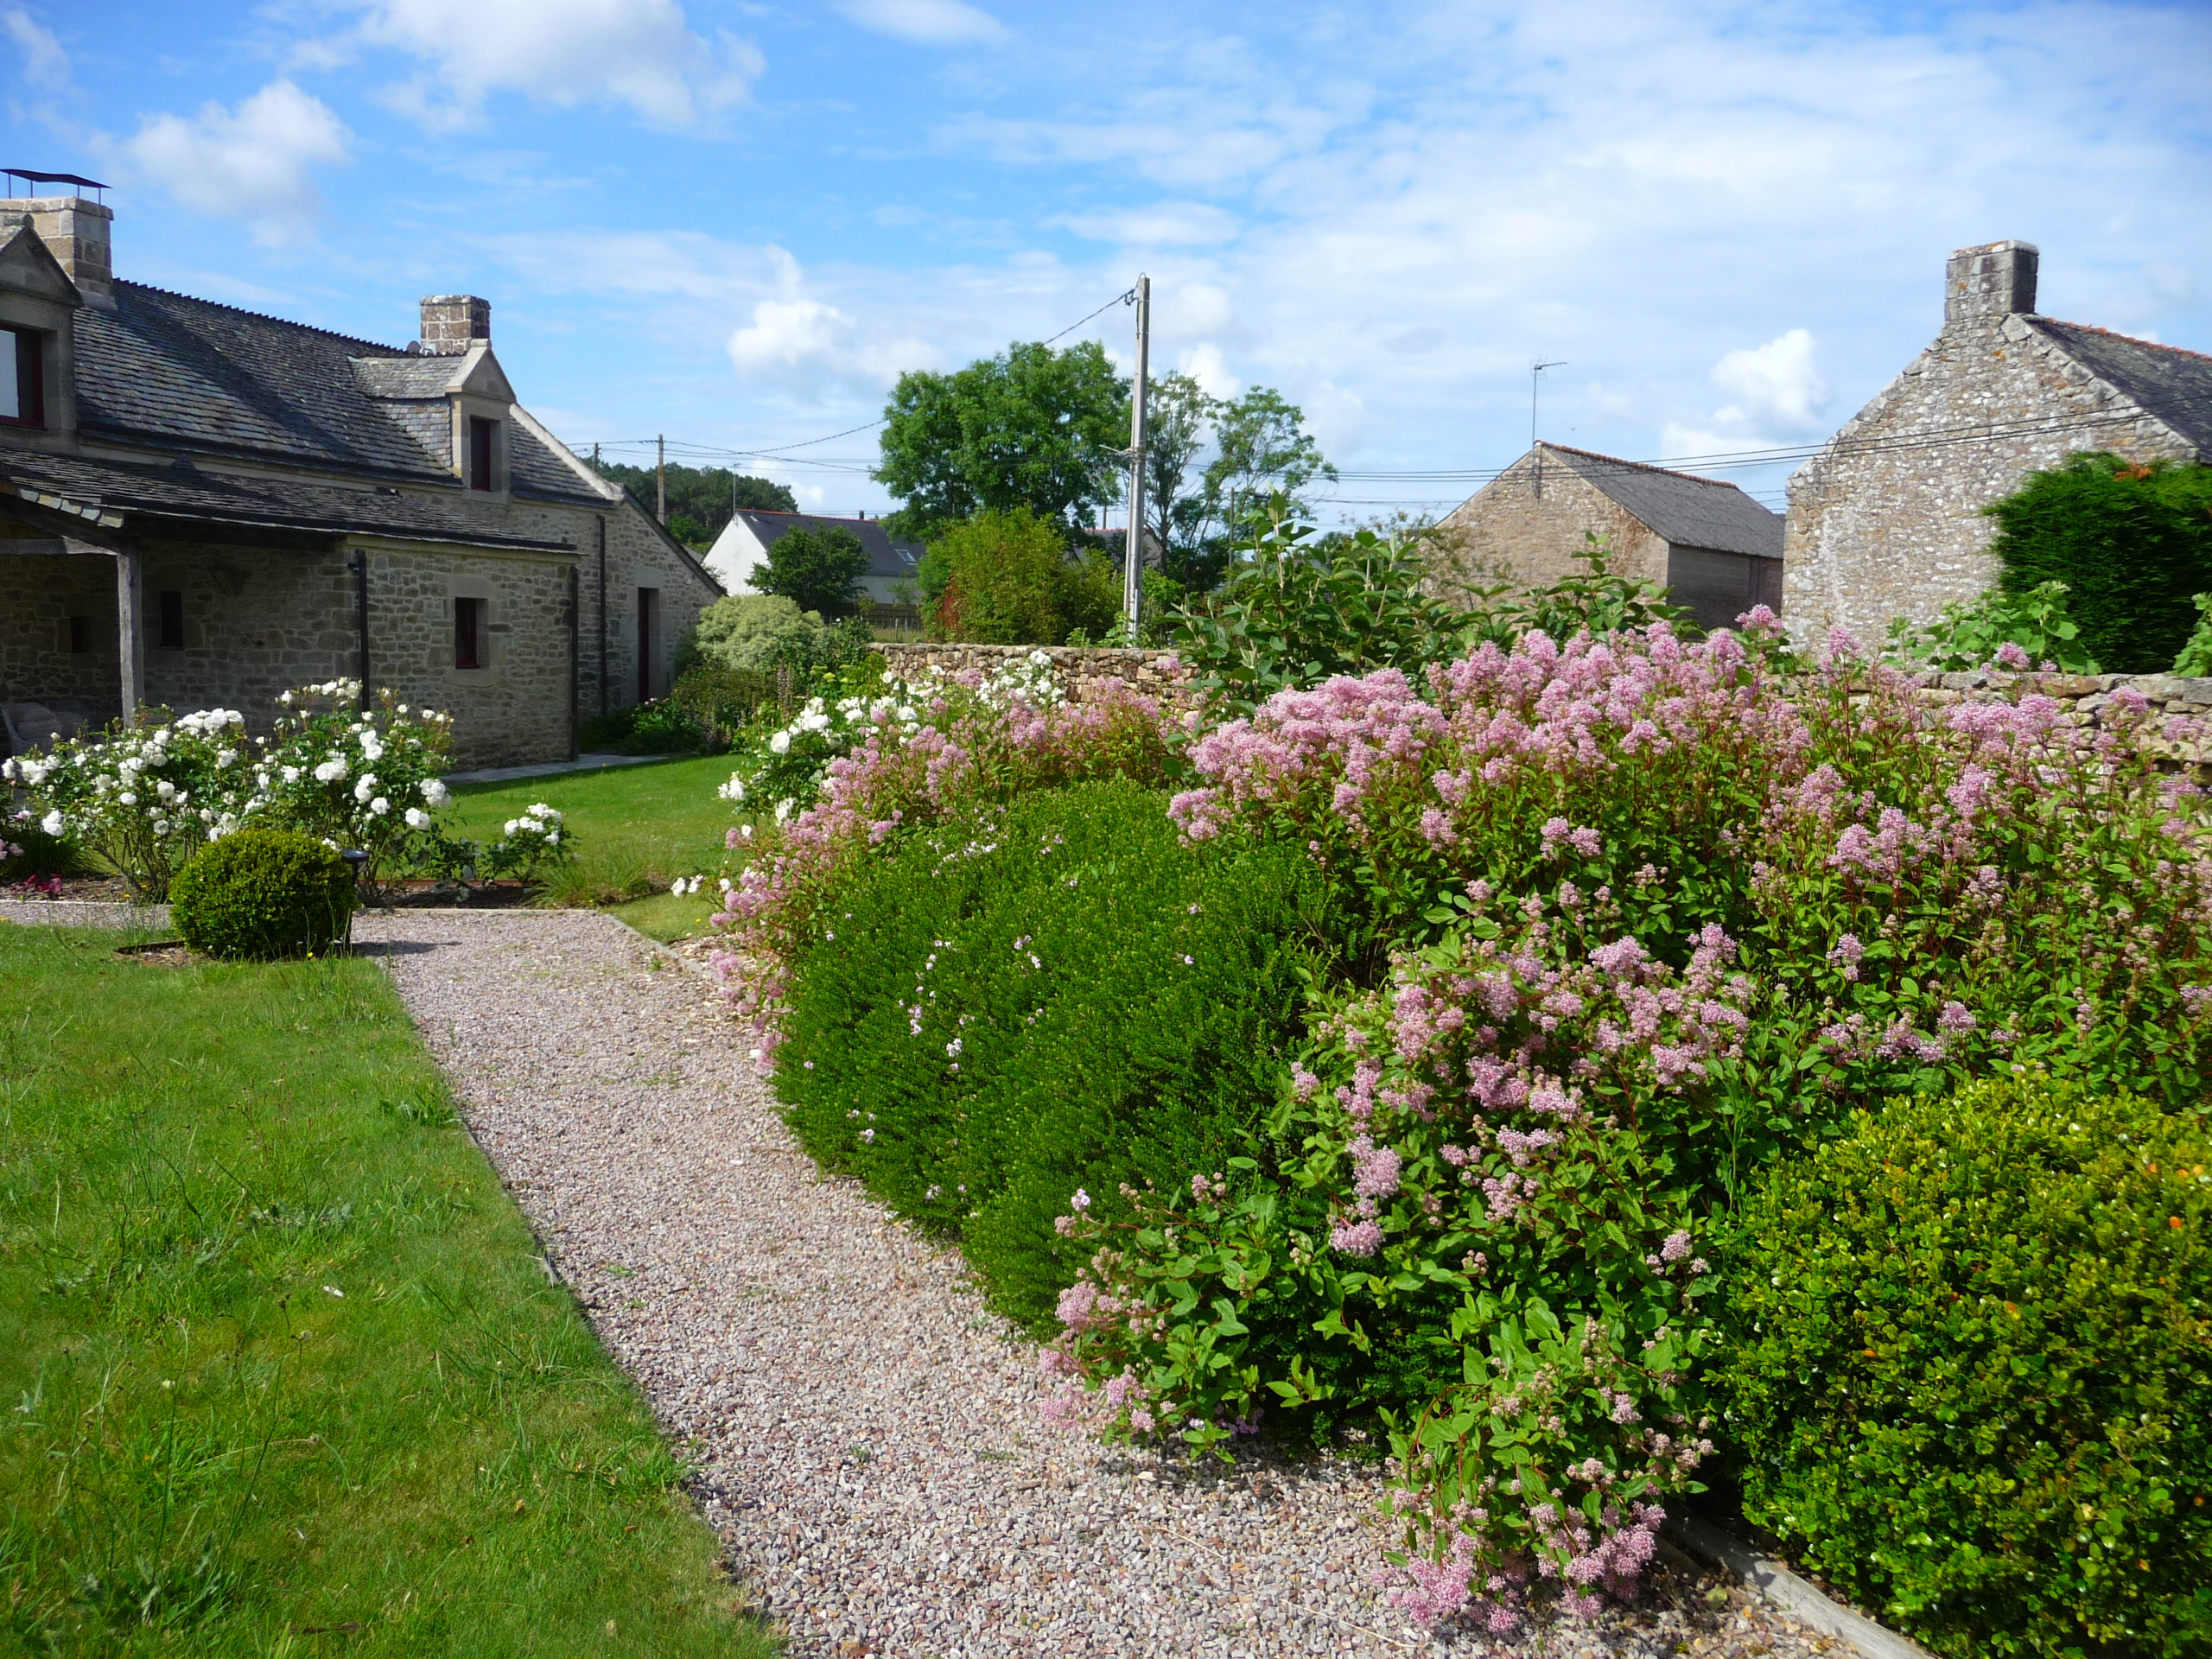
[7,0,2210,520]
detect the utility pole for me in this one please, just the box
[1530,359,1565,499]
[1122,274,1150,632]
[657,434,667,523]
[591,442,601,472]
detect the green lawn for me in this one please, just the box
[444,757,741,935]
[0,923,776,1657]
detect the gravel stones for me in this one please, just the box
[357,909,1846,1659]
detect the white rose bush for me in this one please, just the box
[3,707,251,899]
[3,678,584,901]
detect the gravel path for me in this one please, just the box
[335,908,1842,1658]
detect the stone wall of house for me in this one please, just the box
[0,553,124,720]
[1431,448,1670,601]
[1783,312,2194,647]
[872,643,1199,711]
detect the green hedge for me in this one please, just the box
[774,780,1342,1327]
[1718,1074,2212,1656]
[1990,454,2212,672]
[172,829,358,960]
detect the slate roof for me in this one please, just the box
[732,510,924,580]
[1542,444,1784,559]
[0,448,575,550]
[2024,319,2212,454]
[67,282,604,505]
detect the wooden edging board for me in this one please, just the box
[1665,1513,1936,1659]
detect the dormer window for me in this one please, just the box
[0,326,43,427]
[468,416,497,491]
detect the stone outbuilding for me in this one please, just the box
[1783,239,2212,645]
[1433,442,1784,631]
[0,183,720,767]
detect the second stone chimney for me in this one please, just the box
[0,194,114,308]
[1945,240,2038,326]
[418,294,490,355]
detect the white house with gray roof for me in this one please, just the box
[1785,239,2212,645]
[704,508,925,611]
[1434,442,1784,632]
[0,186,720,767]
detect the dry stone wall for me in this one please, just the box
[872,642,1199,711]
[1916,667,2212,763]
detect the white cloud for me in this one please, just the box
[1176,342,1240,399]
[354,0,761,130]
[3,8,67,84]
[839,0,1007,46]
[1710,328,1831,433]
[723,249,931,400]
[118,81,350,247]
[1053,202,1239,247]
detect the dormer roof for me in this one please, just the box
[0,222,85,308]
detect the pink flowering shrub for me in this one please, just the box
[1046,619,2212,1632]
[709,665,1179,1044]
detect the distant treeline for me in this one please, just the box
[595,461,799,547]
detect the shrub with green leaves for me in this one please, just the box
[171,828,358,960]
[772,779,1342,1328]
[1987,453,2212,672]
[924,506,1117,645]
[1882,578,2099,675]
[1718,1074,2212,1658]
[686,594,829,674]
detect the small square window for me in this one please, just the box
[468,416,497,492]
[67,614,92,654]
[454,595,485,669]
[0,327,42,428]
[157,590,185,651]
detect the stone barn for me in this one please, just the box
[1433,442,1784,632]
[0,183,720,768]
[1783,239,2212,645]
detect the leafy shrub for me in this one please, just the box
[1882,578,2099,675]
[170,829,357,960]
[1988,454,2212,671]
[475,802,573,882]
[0,812,86,880]
[246,680,455,891]
[774,780,1341,1327]
[3,707,250,900]
[1719,1075,2212,1657]
[2171,593,2212,677]
[1050,621,2212,1630]
[686,594,828,674]
[925,507,1116,645]
[668,664,776,747]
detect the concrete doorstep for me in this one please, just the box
[1666,1513,1936,1659]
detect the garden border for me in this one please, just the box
[1665,1514,1936,1659]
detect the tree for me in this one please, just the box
[1202,388,1337,537]
[596,461,798,544]
[757,526,870,619]
[874,341,1129,541]
[1141,372,1219,592]
[924,508,1118,645]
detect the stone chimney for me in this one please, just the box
[1945,239,2038,326]
[0,194,114,308]
[418,294,490,355]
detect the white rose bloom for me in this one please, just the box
[156,780,177,801]
[404,806,430,829]
[503,819,523,836]
[719,777,747,803]
[371,797,391,816]
[543,831,559,845]
[774,798,793,824]
[422,779,449,807]
[282,766,302,785]
[768,731,791,755]
[360,734,385,760]
[118,791,137,806]
[153,818,170,835]
[40,810,64,836]
[737,823,754,839]
[315,758,346,783]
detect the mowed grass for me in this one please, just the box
[443,757,741,935]
[0,924,775,1657]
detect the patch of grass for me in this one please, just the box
[610,891,725,944]
[443,756,742,907]
[0,923,775,1658]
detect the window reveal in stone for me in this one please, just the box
[455,595,486,669]
[157,590,185,651]
[468,416,497,491]
[0,327,42,427]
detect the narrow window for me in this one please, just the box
[67,614,92,654]
[454,596,485,669]
[157,590,185,650]
[636,588,658,702]
[0,327,41,428]
[468,416,497,491]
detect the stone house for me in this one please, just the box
[703,509,925,611]
[1433,442,1784,631]
[1784,239,2212,645]
[0,184,720,768]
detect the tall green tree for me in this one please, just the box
[757,526,870,619]
[874,341,1130,541]
[1201,388,1337,537]
[597,461,798,545]
[1141,372,1218,591]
